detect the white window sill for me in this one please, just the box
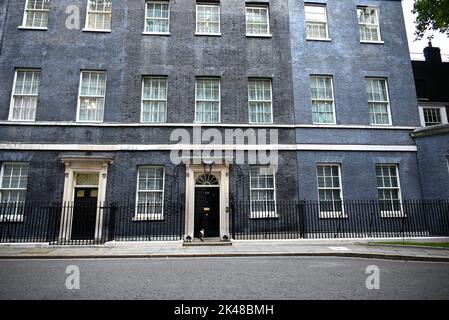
[0,215,24,223]
[76,120,104,124]
[195,32,222,36]
[8,118,35,122]
[307,38,332,42]
[250,212,279,219]
[18,26,48,31]
[370,123,392,127]
[246,34,272,38]
[361,40,384,45]
[132,214,164,221]
[319,212,347,219]
[142,32,170,36]
[248,121,274,125]
[312,122,337,125]
[82,28,112,33]
[380,211,405,218]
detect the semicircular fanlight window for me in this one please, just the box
[195,174,219,186]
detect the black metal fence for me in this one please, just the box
[0,201,185,245]
[230,200,449,240]
[1,199,448,245]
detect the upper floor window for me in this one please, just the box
[366,78,391,125]
[304,4,329,40]
[196,3,220,35]
[142,77,167,123]
[245,5,270,36]
[316,164,344,218]
[195,78,220,123]
[248,78,273,124]
[0,163,29,211]
[250,166,277,218]
[419,106,448,127]
[9,69,41,121]
[77,71,107,122]
[145,1,170,34]
[376,164,403,217]
[21,0,50,29]
[357,6,381,43]
[85,0,112,32]
[310,75,335,124]
[136,166,165,220]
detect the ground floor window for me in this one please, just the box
[0,163,29,220]
[250,166,277,218]
[316,164,344,218]
[376,164,403,217]
[135,166,165,220]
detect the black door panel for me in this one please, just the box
[194,187,220,238]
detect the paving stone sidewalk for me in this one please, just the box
[1,241,449,262]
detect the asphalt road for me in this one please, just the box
[0,257,448,300]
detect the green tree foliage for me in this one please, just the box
[413,0,449,39]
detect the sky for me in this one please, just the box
[402,0,449,61]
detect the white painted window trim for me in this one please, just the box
[376,164,404,218]
[143,1,171,35]
[248,78,274,124]
[316,164,346,219]
[357,6,382,43]
[83,0,112,32]
[8,69,40,122]
[310,75,337,125]
[418,105,448,127]
[195,3,221,36]
[19,0,50,30]
[245,5,271,37]
[134,166,165,221]
[249,166,278,219]
[76,71,107,123]
[0,162,29,222]
[194,77,221,124]
[141,76,168,123]
[366,77,392,126]
[304,3,331,41]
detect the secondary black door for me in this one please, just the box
[194,187,220,238]
[71,188,98,240]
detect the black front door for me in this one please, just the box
[71,188,98,240]
[194,187,220,238]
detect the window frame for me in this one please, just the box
[418,105,448,127]
[141,76,168,123]
[357,6,383,44]
[249,166,278,219]
[19,0,51,30]
[248,78,274,124]
[134,166,165,221]
[0,162,29,222]
[316,164,346,219]
[195,3,221,36]
[375,164,404,218]
[76,70,107,123]
[8,69,41,122]
[194,77,221,124]
[245,5,271,37]
[366,77,392,126]
[143,1,171,35]
[310,75,336,124]
[83,0,112,32]
[304,3,331,41]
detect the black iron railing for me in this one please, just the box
[0,201,185,245]
[0,199,448,244]
[230,199,449,240]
